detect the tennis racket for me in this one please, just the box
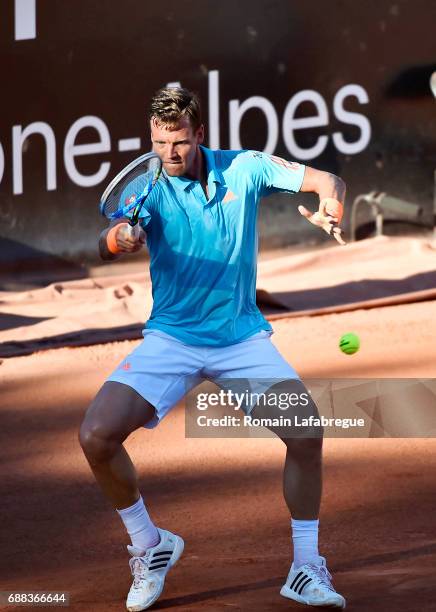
[100,152,162,238]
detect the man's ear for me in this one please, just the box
[196,124,205,144]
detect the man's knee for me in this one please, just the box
[283,435,323,459]
[78,381,155,462]
[78,419,118,463]
[78,395,123,464]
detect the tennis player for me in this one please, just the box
[79,87,347,610]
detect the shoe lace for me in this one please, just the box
[306,563,334,591]
[129,554,150,589]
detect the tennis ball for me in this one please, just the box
[339,332,360,355]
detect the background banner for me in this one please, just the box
[1,0,435,267]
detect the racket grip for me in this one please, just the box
[127,223,140,239]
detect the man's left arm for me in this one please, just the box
[298,166,347,245]
[247,151,346,245]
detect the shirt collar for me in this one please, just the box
[200,145,223,187]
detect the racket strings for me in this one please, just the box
[100,157,162,220]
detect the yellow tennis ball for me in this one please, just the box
[339,332,360,355]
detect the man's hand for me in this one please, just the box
[298,198,346,246]
[110,223,146,253]
[100,222,146,260]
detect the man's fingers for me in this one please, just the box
[332,226,347,245]
[321,197,344,225]
[297,205,312,219]
[299,205,347,244]
[118,225,138,243]
[119,225,143,244]
[131,242,145,252]
[118,238,143,252]
[111,223,145,252]
[299,206,331,228]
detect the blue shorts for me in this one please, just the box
[107,329,300,428]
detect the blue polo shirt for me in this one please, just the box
[120,147,305,346]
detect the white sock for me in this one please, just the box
[117,496,160,551]
[291,518,320,568]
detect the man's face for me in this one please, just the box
[150,116,204,177]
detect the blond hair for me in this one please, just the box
[149,87,202,130]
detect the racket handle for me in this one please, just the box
[127,223,140,239]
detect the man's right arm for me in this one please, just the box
[99,218,146,260]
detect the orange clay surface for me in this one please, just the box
[1,236,436,611]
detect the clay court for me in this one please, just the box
[2,2,436,610]
[1,236,436,611]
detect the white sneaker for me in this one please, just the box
[280,556,346,608]
[126,528,184,611]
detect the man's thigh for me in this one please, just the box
[249,378,323,439]
[208,333,322,438]
[106,329,204,428]
[82,381,157,442]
